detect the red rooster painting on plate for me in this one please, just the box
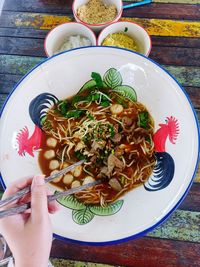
[16,93,58,157]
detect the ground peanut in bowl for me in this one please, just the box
[77,0,117,25]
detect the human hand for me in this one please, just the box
[0,175,59,267]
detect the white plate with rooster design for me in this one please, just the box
[0,47,199,245]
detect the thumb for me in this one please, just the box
[31,175,48,222]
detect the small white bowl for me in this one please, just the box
[72,0,123,32]
[44,22,97,57]
[98,21,152,56]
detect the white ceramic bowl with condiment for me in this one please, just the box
[72,0,123,32]
[98,21,152,56]
[44,22,97,57]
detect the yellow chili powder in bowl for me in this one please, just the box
[73,0,123,32]
[98,21,152,56]
[102,32,140,53]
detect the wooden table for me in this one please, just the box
[0,1,200,266]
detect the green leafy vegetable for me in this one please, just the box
[58,100,68,116]
[108,125,115,138]
[79,79,97,93]
[91,72,103,89]
[138,111,149,129]
[124,27,128,33]
[101,100,110,107]
[72,95,83,106]
[75,151,86,160]
[87,112,95,120]
[66,109,85,119]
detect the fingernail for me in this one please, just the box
[32,175,45,188]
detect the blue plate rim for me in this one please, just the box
[0,46,199,246]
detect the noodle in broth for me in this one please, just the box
[39,87,155,206]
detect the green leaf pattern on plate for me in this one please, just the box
[56,193,86,210]
[103,68,123,88]
[56,192,124,225]
[113,85,137,102]
[89,200,123,216]
[72,208,94,225]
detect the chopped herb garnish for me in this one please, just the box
[124,27,128,33]
[66,109,85,118]
[101,100,110,107]
[108,124,115,138]
[138,111,149,129]
[91,72,103,89]
[58,100,68,116]
[75,151,86,160]
[87,112,95,120]
[72,95,83,106]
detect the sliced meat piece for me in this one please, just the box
[111,133,122,143]
[107,154,124,174]
[109,178,122,192]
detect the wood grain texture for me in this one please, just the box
[121,17,200,37]
[1,55,200,87]
[1,36,200,67]
[123,3,200,20]
[1,28,200,50]
[50,237,200,267]
[147,210,200,242]
[0,11,200,38]
[2,1,200,20]
[150,46,200,66]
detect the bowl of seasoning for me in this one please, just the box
[98,21,152,56]
[72,0,123,32]
[44,22,97,57]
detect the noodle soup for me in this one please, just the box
[39,86,155,206]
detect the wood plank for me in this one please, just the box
[1,35,200,67]
[51,237,200,267]
[150,46,200,66]
[153,0,200,3]
[152,36,200,48]
[0,74,22,93]
[0,27,48,38]
[0,55,43,75]
[179,183,200,212]
[0,28,200,49]
[123,3,200,20]
[0,11,200,38]
[1,55,200,87]
[0,12,72,30]
[0,36,45,57]
[2,0,73,14]
[122,17,200,37]
[147,210,200,242]
[2,2,200,20]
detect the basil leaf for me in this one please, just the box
[58,101,68,116]
[91,72,103,89]
[101,101,110,107]
[138,111,149,128]
[75,151,86,160]
[66,109,85,118]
